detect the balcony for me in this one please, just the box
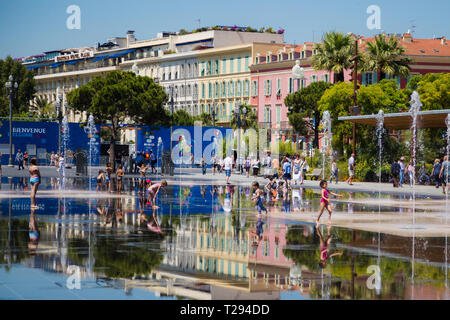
[258,122,272,129]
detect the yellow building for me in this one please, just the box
[197,43,285,126]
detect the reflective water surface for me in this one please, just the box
[1,177,450,300]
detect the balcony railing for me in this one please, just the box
[258,122,272,129]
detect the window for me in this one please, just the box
[207,61,211,75]
[237,80,242,96]
[264,80,272,96]
[251,80,258,97]
[215,60,219,75]
[362,72,377,85]
[288,78,294,93]
[201,84,205,99]
[301,51,305,59]
[229,81,234,97]
[208,83,212,98]
[276,78,281,95]
[264,105,271,123]
[301,79,306,89]
[215,82,219,98]
[289,52,293,60]
[255,57,259,64]
[230,58,234,73]
[222,81,226,97]
[222,59,226,74]
[324,74,329,83]
[245,56,249,71]
[237,57,241,72]
[244,80,249,96]
[276,104,281,123]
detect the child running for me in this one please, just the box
[147,180,168,208]
[316,179,343,226]
[252,181,267,214]
[96,170,105,191]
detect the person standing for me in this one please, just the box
[16,149,24,170]
[105,162,114,193]
[23,151,29,168]
[439,155,450,194]
[224,154,233,184]
[299,156,307,185]
[330,159,338,184]
[245,157,251,178]
[399,156,406,187]
[211,155,216,175]
[201,156,207,175]
[282,156,292,189]
[407,160,415,187]
[431,159,442,188]
[292,154,301,185]
[29,158,41,209]
[346,153,355,185]
[116,165,124,193]
[264,152,272,178]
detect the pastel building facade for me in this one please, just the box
[197,42,285,125]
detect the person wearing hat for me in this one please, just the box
[399,157,406,187]
[431,158,442,188]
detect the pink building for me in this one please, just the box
[249,43,350,148]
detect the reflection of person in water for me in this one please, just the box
[316,225,343,269]
[28,207,40,254]
[250,212,265,251]
[220,185,233,214]
[252,182,267,214]
[138,195,163,233]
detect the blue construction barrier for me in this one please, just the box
[0,120,101,166]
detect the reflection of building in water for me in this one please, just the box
[156,213,297,298]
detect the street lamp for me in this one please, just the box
[56,90,63,155]
[211,98,216,128]
[348,32,362,154]
[234,101,247,173]
[5,75,18,167]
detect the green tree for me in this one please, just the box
[362,34,412,81]
[414,73,450,110]
[173,109,195,126]
[285,81,331,148]
[312,31,354,83]
[0,56,36,116]
[33,96,55,119]
[67,71,168,168]
[196,112,213,126]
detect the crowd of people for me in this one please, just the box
[390,155,450,193]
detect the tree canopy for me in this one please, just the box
[0,56,36,117]
[67,70,168,166]
[285,81,331,148]
[312,31,354,83]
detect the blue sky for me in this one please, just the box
[0,0,449,59]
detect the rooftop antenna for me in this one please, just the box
[409,20,417,35]
[196,19,201,29]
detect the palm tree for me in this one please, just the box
[362,34,412,81]
[33,96,56,118]
[230,104,258,130]
[312,31,354,83]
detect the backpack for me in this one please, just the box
[391,162,400,175]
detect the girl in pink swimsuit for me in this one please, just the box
[316,180,342,226]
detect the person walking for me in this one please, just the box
[292,154,301,185]
[330,159,339,184]
[399,156,406,187]
[439,155,450,194]
[431,159,442,188]
[264,152,272,178]
[16,149,24,170]
[346,153,355,185]
[245,157,251,178]
[224,154,233,184]
[391,159,401,187]
[282,156,292,189]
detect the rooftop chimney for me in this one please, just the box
[441,36,447,45]
[402,32,412,43]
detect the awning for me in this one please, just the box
[108,49,134,58]
[89,55,109,63]
[50,62,62,69]
[338,109,450,130]
[65,59,83,65]
[26,64,44,70]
